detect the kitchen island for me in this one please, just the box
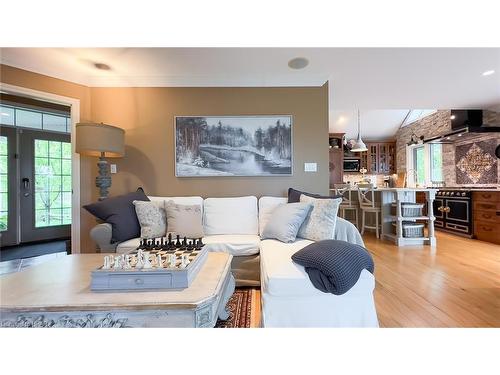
[378,188,438,246]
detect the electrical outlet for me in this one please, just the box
[304,162,317,172]
[110,164,117,174]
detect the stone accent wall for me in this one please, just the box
[395,110,451,174]
[395,109,500,187]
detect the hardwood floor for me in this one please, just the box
[364,231,500,327]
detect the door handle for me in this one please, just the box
[22,177,31,197]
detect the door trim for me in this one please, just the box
[0,83,81,253]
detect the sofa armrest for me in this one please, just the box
[90,223,118,252]
[334,217,365,247]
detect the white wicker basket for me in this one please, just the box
[392,222,425,238]
[391,202,424,217]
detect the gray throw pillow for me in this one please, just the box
[297,195,342,241]
[133,200,167,239]
[261,202,313,243]
[165,200,204,238]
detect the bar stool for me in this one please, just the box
[333,183,359,229]
[356,184,382,238]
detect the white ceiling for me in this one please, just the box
[1,48,499,139]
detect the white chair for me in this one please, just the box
[333,184,359,229]
[356,184,381,238]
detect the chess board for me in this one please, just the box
[90,242,208,292]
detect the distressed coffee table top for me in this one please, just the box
[0,253,232,313]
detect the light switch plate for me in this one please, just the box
[110,164,117,174]
[304,162,317,172]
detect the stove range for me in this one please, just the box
[434,188,472,237]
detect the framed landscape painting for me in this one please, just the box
[175,116,293,177]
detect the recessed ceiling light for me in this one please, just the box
[450,115,456,120]
[482,70,495,76]
[458,133,462,137]
[94,62,111,71]
[446,137,451,140]
[288,57,309,70]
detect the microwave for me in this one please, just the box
[343,159,360,172]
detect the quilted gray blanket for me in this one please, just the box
[291,239,374,295]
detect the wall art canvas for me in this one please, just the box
[175,116,293,177]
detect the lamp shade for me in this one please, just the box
[351,135,368,152]
[75,123,125,157]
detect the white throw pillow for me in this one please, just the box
[133,200,167,239]
[203,196,258,235]
[165,200,204,238]
[297,195,342,241]
[261,202,313,243]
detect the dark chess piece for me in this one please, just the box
[175,235,181,248]
[187,240,194,251]
[154,238,161,250]
[168,233,172,246]
[181,236,187,250]
[161,237,168,251]
[138,239,145,250]
[196,238,203,250]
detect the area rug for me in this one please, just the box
[215,287,260,328]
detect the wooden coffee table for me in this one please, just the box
[0,253,235,328]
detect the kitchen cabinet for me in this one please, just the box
[329,133,344,187]
[358,141,396,174]
[473,191,500,244]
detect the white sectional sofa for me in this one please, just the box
[90,195,378,327]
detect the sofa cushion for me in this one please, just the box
[287,187,342,203]
[165,200,204,238]
[203,196,258,235]
[133,200,166,239]
[202,235,260,256]
[149,196,203,208]
[260,239,375,297]
[261,202,312,243]
[258,196,287,235]
[83,188,149,242]
[297,195,342,241]
[116,234,261,256]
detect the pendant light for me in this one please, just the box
[351,109,368,152]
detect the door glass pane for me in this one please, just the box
[0,136,8,231]
[42,114,67,133]
[0,106,15,126]
[16,109,42,129]
[34,139,71,227]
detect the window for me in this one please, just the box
[0,105,70,133]
[430,144,443,183]
[0,136,8,231]
[407,143,444,187]
[34,140,72,227]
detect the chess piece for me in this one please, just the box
[113,256,122,270]
[168,254,177,268]
[156,254,163,268]
[180,254,190,268]
[175,235,181,248]
[143,252,153,269]
[187,240,194,251]
[195,238,203,250]
[136,249,144,269]
[123,255,132,269]
[182,236,187,249]
[168,233,172,246]
[102,256,112,270]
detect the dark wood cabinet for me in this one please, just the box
[329,133,344,187]
[358,141,396,174]
[473,191,500,244]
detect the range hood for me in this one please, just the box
[424,110,500,144]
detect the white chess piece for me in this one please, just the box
[180,254,190,268]
[123,255,132,269]
[113,256,122,270]
[143,252,153,269]
[135,251,144,269]
[156,254,163,268]
[168,254,177,268]
[102,256,112,270]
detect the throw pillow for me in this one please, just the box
[83,188,149,242]
[165,200,203,238]
[133,200,167,239]
[291,240,374,295]
[261,202,313,243]
[287,187,342,203]
[297,194,342,241]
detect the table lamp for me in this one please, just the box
[76,122,125,200]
